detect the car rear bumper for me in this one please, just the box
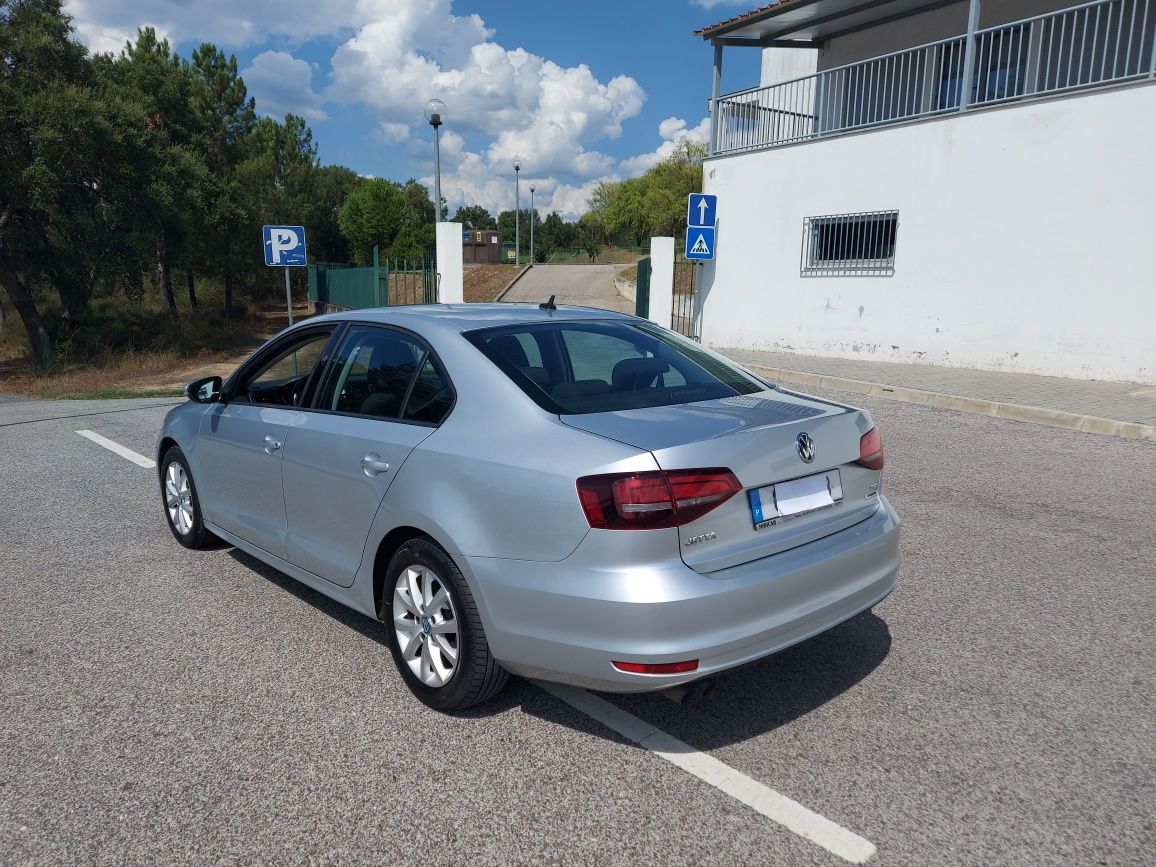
[461,497,900,692]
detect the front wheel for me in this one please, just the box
[383,538,508,712]
[159,446,216,549]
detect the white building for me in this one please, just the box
[695,0,1155,382]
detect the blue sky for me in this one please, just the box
[63,0,762,219]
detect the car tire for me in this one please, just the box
[160,446,216,549]
[383,538,509,712]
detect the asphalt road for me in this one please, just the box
[1,387,1153,865]
[502,264,633,314]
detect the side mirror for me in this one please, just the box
[185,375,223,404]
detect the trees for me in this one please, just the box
[584,137,707,247]
[0,0,110,365]
[452,205,496,231]
[337,179,436,264]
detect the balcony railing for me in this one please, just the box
[712,0,1155,156]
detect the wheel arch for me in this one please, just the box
[157,436,180,477]
[372,526,436,620]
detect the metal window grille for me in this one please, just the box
[801,211,898,277]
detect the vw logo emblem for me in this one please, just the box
[796,432,816,463]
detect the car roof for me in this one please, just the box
[303,303,638,334]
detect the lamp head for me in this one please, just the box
[423,98,446,127]
[513,159,521,173]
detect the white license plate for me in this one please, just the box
[749,471,841,529]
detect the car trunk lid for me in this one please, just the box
[560,389,882,572]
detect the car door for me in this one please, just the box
[197,327,336,557]
[281,324,455,587]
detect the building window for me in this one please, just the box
[801,210,898,277]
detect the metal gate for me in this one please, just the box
[308,246,435,312]
[634,257,651,319]
[671,258,699,340]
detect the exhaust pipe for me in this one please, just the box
[660,679,716,704]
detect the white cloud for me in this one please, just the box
[327,0,645,181]
[64,0,361,51]
[689,0,750,9]
[617,116,710,176]
[242,52,329,122]
[67,0,701,223]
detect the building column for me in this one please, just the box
[435,222,463,304]
[648,237,675,329]
[958,0,982,111]
[709,44,723,155]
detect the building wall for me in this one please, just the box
[698,82,1156,383]
[819,0,1074,70]
[760,46,818,86]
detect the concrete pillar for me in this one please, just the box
[435,222,463,304]
[648,237,675,329]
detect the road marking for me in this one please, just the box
[75,430,156,469]
[536,682,876,864]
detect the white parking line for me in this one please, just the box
[75,430,156,469]
[536,682,876,864]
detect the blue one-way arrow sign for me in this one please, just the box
[685,226,716,261]
[687,193,717,229]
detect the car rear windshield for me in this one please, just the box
[464,320,766,414]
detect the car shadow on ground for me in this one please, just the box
[227,547,892,752]
[511,610,893,752]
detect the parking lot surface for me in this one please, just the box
[1,388,1152,865]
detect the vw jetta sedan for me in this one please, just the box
[158,304,899,711]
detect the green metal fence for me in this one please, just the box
[308,246,435,311]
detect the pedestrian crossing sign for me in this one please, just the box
[685,227,715,261]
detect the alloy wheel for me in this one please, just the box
[165,462,194,536]
[392,565,460,688]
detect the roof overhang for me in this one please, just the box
[695,0,964,47]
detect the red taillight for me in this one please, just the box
[576,469,741,530]
[612,659,699,674]
[858,426,885,470]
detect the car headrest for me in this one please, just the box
[487,335,530,368]
[611,357,670,391]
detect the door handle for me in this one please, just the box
[361,453,390,476]
[264,435,282,455]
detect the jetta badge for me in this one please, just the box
[796,432,816,463]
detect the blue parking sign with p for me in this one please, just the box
[263,225,307,266]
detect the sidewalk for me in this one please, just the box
[716,347,1156,441]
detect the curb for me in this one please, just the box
[495,264,533,301]
[747,365,1156,442]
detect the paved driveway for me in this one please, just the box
[1,390,1152,865]
[502,263,633,313]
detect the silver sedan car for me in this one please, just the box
[158,304,899,711]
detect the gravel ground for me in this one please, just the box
[1,390,1152,865]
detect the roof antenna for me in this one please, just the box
[539,294,557,311]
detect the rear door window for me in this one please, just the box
[313,325,452,424]
[466,320,763,414]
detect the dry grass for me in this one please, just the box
[0,349,240,398]
[0,297,306,399]
[463,264,521,303]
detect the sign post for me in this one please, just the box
[262,225,308,324]
[684,194,717,262]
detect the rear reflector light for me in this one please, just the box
[612,659,699,675]
[577,469,741,530]
[858,426,885,470]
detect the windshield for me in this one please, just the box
[464,320,766,414]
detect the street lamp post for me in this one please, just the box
[529,183,535,265]
[423,98,446,225]
[513,159,521,267]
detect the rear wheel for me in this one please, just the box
[383,538,508,712]
[160,447,216,549]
